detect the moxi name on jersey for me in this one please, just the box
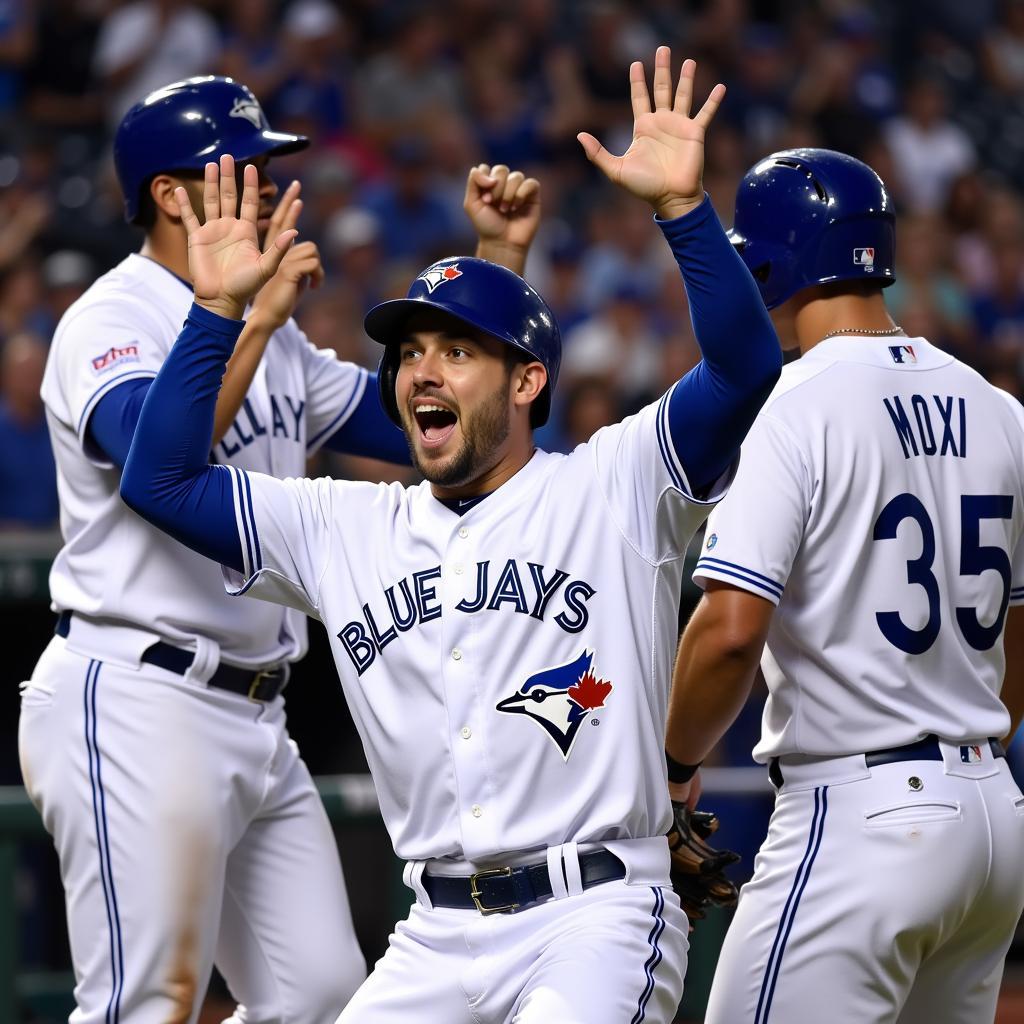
[337,558,597,676]
[883,393,967,461]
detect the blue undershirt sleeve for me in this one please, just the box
[321,379,410,462]
[120,304,246,572]
[657,197,782,495]
[87,377,152,469]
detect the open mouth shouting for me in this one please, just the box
[412,400,459,450]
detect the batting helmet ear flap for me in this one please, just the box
[377,344,402,428]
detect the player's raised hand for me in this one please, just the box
[465,163,542,252]
[577,47,725,221]
[175,154,297,321]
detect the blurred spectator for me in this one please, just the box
[561,283,663,411]
[0,330,58,529]
[93,0,220,129]
[357,138,462,263]
[981,0,1024,93]
[885,73,977,213]
[357,10,462,148]
[549,375,620,453]
[24,0,103,137]
[0,0,33,130]
[219,0,292,102]
[724,24,794,157]
[0,261,47,340]
[268,0,350,142]
[884,214,976,357]
[322,207,386,308]
[40,250,94,332]
[969,236,1024,374]
[0,177,51,274]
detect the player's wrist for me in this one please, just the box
[474,239,528,275]
[654,193,706,222]
[666,749,702,784]
[195,296,246,322]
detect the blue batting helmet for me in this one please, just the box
[729,148,896,309]
[364,257,562,428]
[114,76,308,223]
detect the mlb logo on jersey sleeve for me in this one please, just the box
[495,649,612,759]
[853,247,875,270]
[91,344,140,374]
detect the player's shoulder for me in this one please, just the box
[53,254,180,342]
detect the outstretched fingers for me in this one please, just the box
[259,227,298,282]
[175,185,202,236]
[629,60,651,119]
[576,131,621,182]
[673,57,696,117]
[238,162,260,226]
[652,45,673,110]
[693,82,727,130]
[219,153,238,220]
[266,179,302,240]
[202,161,220,223]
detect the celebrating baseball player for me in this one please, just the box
[19,75,541,1024]
[117,48,779,1022]
[666,148,1024,1023]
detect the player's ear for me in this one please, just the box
[511,361,547,412]
[149,173,194,224]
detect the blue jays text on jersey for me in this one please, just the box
[338,557,598,675]
[883,392,967,460]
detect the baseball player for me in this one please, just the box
[117,48,780,1022]
[666,148,1024,1024]
[18,75,537,1024]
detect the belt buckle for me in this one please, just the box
[247,670,271,702]
[469,866,518,915]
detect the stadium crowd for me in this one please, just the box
[4,0,1024,529]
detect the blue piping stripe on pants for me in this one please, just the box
[631,886,666,1024]
[84,659,125,1023]
[755,785,829,1024]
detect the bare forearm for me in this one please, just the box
[475,240,527,276]
[212,313,274,443]
[666,587,772,765]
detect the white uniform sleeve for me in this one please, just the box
[292,325,369,454]
[693,412,811,605]
[587,383,737,564]
[47,300,166,467]
[221,469,338,618]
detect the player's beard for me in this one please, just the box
[405,381,511,488]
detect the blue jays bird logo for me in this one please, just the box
[418,264,463,293]
[229,97,265,129]
[495,650,613,759]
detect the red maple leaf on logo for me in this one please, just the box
[442,266,462,281]
[568,670,612,710]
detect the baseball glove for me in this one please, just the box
[667,801,740,924]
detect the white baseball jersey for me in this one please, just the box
[41,252,368,666]
[694,335,1024,760]
[219,388,731,861]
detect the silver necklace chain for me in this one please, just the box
[820,324,906,340]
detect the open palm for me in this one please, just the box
[176,154,296,321]
[578,48,725,220]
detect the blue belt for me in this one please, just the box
[423,849,625,915]
[55,611,288,702]
[769,735,1006,788]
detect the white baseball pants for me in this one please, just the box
[705,742,1024,1024]
[19,636,366,1024]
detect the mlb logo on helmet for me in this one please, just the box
[853,247,875,271]
[888,345,916,364]
[959,744,983,764]
[495,649,613,759]
[418,264,464,293]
